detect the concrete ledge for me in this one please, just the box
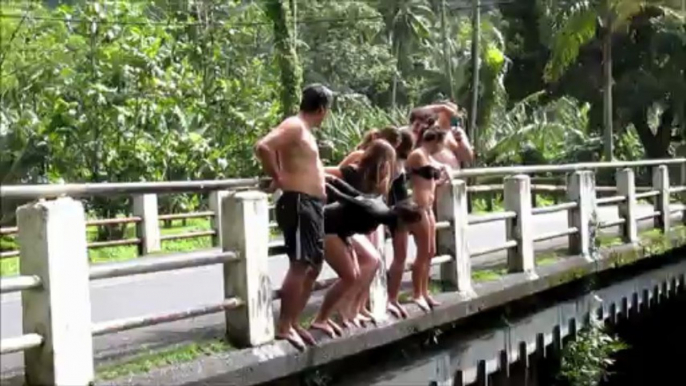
[100,234,686,386]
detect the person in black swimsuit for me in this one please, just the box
[313,140,396,332]
[324,177,421,240]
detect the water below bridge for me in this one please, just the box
[269,254,686,386]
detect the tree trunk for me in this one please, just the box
[631,109,672,159]
[390,31,398,109]
[469,0,481,152]
[602,22,614,161]
[265,0,303,118]
[440,0,454,100]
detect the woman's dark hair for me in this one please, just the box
[418,125,446,145]
[300,84,333,113]
[396,128,415,160]
[392,200,422,224]
[357,139,397,194]
[357,126,401,150]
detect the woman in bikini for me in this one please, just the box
[311,140,397,334]
[405,125,449,312]
[385,128,417,319]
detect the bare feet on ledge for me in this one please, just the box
[294,325,317,346]
[276,328,306,351]
[426,295,441,308]
[360,308,378,325]
[412,297,431,313]
[327,319,344,336]
[388,301,408,319]
[311,319,338,338]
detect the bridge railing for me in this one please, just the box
[1,158,686,385]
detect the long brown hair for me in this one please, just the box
[357,139,397,195]
[357,126,401,150]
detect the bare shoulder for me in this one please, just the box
[406,149,427,167]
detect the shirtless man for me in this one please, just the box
[254,84,333,350]
[427,102,474,169]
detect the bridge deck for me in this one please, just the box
[1,203,682,377]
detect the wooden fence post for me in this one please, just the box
[221,191,274,347]
[17,198,94,385]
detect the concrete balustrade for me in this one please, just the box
[3,159,686,385]
[17,198,95,386]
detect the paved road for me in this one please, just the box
[0,204,682,376]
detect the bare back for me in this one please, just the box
[274,117,326,199]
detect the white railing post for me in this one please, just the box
[132,194,161,255]
[567,171,597,258]
[681,159,686,224]
[616,169,638,244]
[437,179,473,295]
[504,175,535,273]
[209,190,229,247]
[368,225,389,321]
[17,197,94,385]
[221,191,274,347]
[652,165,670,233]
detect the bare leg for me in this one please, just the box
[277,262,311,350]
[349,234,381,324]
[312,236,359,337]
[387,227,409,318]
[293,264,321,345]
[411,210,432,313]
[425,210,441,308]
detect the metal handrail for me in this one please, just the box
[452,158,685,178]
[0,178,261,199]
[468,211,517,225]
[531,202,577,215]
[89,250,238,280]
[0,334,44,355]
[0,275,42,294]
[91,298,242,336]
[470,240,518,257]
[533,227,578,243]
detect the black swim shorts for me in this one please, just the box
[275,191,325,267]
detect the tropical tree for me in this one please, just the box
[264,0,303,117]
[541,0,678,161]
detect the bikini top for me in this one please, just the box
[409,165,442,180]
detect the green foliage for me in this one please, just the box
[559,319,628,386]
[264,0,302,117]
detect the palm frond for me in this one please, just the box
[543,0,598,83]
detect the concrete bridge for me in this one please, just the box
[1,158,686,386]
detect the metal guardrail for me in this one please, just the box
[597,195,626,205]
[470,240,518,258]
[533,227,578,243]
[0,275,42,294]
[91,298,243,336]
[0,178,261,199]
[89,250,238,280]
[468,211,516,225]
[531,202,577,215]
[452,158,686,179]
[0,334,44,355]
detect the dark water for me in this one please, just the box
[601,290,686,385]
